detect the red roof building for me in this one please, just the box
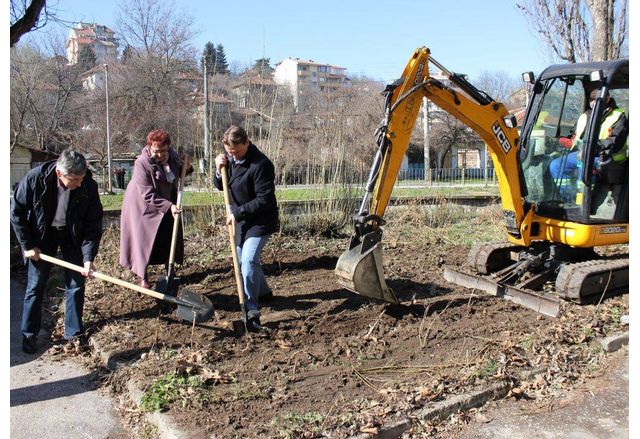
[66,22,119,65]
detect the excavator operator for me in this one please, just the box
[548,88,628,210]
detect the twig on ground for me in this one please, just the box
[352,367,379,392]
[364,308,387,339]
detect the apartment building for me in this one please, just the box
[273,58,348,110]
[66,22,119,65]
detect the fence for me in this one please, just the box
[92,166,498,193]
[272,165,497,187]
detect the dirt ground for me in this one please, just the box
[11,204,629,438]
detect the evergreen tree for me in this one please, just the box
[201,42,217,76]
[253,57,274,78]
[77,45,97,71]
[214,44,229,74]
[121,44,134,64]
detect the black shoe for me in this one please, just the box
[22,335,37,354]
[246,316,263,333]
[260,290,274,301]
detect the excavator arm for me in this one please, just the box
[336,47,533,303]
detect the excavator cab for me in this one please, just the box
[519,61,629,229]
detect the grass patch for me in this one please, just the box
[140,372,203,412]
[475,359,500,379]
[269,411,325,439]
[609,306,622,323]
[99,186,499,211]
[520,337,535,351]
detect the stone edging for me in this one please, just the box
[600,331,629,353]
[350,381,511,439]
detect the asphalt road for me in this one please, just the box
[9,276,127,438]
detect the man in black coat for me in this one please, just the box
[10,148,103,354]
[214,125,279,332]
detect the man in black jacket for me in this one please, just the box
[10,148,103,354]
[214,125,279,332]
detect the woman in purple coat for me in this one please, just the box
[119,129,186,288]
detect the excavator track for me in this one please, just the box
[467,242,523,274]
[446,241,628,317]
[555,257,629,303]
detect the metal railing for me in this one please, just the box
[92,166,498,193]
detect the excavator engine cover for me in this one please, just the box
[335,230,399,304]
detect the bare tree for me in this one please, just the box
[428,111,480,170]
[473,71,521,108]
[114,0,199,117]
[517,0,628,62]
[109,0,200,148]
[10,38,84,152]
[10,0,47,47]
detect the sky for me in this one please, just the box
[30,0,556,83]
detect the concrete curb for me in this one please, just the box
[600,332,629,353]
[89,337,122,371]
[126,380,193,439]
[351,381,512,439]
[90,338,198,438]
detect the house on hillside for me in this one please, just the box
[273,58,349,110]
[232,72,278,110]
[66,22,119,65]
[81,65,106,91]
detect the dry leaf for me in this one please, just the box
[276,339,292,350]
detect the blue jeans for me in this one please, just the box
[550,151,580,202]
[22,228,86,340]
[237,235,271,319]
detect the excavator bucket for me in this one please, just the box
[335,231,399,304]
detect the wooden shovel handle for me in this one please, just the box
[168,155,190,266]
[39,253,170,301]
[220,165,245,305]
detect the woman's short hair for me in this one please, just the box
[56,148,87,176]
[222,125,248,146]
[147,129,171,147]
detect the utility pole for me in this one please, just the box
[422,97,431,185]
[104,64,112,193]
[483,143,489,187]
[203,61,210,175]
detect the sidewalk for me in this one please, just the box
[458,347,629,439]
[9,277,127,438]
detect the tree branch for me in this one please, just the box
[10,0,46,47]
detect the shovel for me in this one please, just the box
[39,253,214,324]
[220,165,248,334]
[155,155,190,297]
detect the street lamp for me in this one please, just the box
[104,63,113,193]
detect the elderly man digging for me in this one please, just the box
[10,148,103,354]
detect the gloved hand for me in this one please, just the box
[558,137,573,148]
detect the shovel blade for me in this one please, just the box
[335,231,399,304]
[175,288,214,323]
[154,276,180,297]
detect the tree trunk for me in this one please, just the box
[587,0,614,60]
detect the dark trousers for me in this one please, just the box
[21,227,86,340]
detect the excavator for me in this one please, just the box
[335,47,628,317]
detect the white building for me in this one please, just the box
[273,58,349,110]
[66,22,119,65]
